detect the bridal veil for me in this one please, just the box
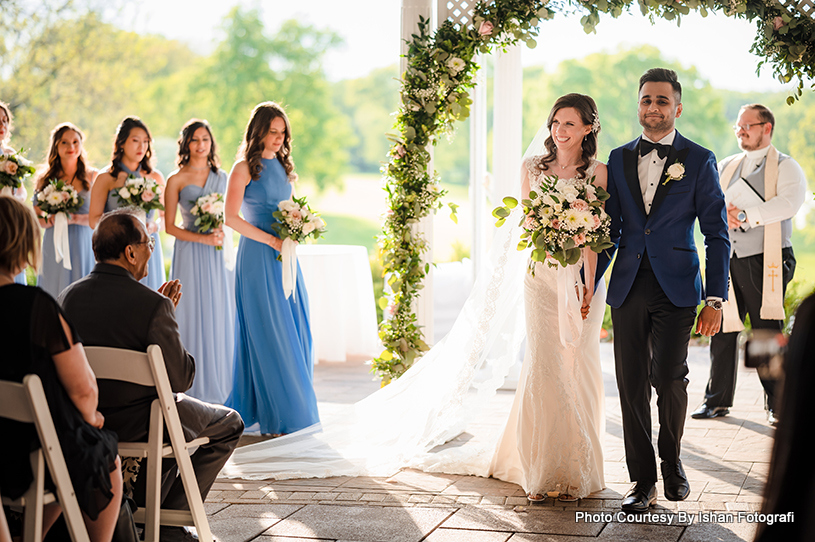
[221,128,555,481]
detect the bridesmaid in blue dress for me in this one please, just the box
[89,116,166,290]
[1,100,29,284]
[34,123,97,298]
[225,102,319,435]
[165,119,235,404]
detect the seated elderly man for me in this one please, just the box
[59,208,243,537]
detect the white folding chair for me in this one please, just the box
[0,375,90,542]
[84,345,212,542]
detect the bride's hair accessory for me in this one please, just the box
[591,112,601,134]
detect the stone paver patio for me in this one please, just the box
[207,344,773,541]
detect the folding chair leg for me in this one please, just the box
[23,451,45,542]
[143,401,164,542]
[175,452,212,542]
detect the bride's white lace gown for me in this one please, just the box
[489,157,606,499]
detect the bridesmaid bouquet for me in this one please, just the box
[190,193,225,249]
[493,174,613,270]
[272,196,327,300]
[34,179,84,216]
[34,179,84,271]
[115,174,164,213]
[272,196,327,243]
[0,149,36,192]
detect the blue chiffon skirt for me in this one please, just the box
[38,224,95,299]
[226,237,319,434]
[170,239,235,404]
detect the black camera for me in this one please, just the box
[743,329,787,380]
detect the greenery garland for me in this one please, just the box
[372,0,815,382]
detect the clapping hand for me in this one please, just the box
[158,279,183,309]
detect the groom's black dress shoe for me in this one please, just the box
[661,460,690,501]
[621,483,657,512]
[691,404,729,419]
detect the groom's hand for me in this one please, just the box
[695,306,722,337]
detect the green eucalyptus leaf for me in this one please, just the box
[502,196,518,208]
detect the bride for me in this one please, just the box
[489,93,607,502]
[223,96,607,489]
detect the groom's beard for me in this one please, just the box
[639,113,674,136]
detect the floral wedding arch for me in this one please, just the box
[372,0,815,381]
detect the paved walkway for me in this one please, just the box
[207,344,774,541]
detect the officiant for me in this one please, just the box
[692,103,807,426]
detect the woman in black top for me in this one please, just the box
[0,196,122,541]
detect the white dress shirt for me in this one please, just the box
[737,145,808,229]
[638,130,676,215]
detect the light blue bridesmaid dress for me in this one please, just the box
[13,188,28,285]
[226,157,319,434]
[102,163,165,290]
[37,188,95,298]
[169,170,235,404]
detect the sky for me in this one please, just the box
[128,0,795,93]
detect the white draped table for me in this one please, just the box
[297,244,380,363]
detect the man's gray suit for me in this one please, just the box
[60,263,244,509]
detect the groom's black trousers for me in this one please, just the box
[611,261,697,486]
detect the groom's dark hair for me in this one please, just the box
[639,68,682,101]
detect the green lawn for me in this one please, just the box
[317,213,381,252]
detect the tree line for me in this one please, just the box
[2,1,813,194]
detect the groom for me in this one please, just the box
[598,68,730,512]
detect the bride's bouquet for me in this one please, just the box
[115,174,164,213]
[493,174,613,271]
[190,192,225,249]
[34,179,85,271]
[272,196,327,300]
[0,149,36,193]
[34,179,84,216]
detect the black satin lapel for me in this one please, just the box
[623,147,646,217]
[650,146,690,216]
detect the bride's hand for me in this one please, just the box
[580,286,593,320]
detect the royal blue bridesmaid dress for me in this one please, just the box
[37,188,95,298]
[169,170,235,404]
[102,163,165,290]
[226,157,319,434]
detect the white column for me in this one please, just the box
[469,53,488,278]
[492,45,523,205]
[402,0,435,342]
[493,45,524,390]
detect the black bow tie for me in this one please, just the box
[640,140,671,159]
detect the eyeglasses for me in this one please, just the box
[733,122,768,132]
[133,237,155,252]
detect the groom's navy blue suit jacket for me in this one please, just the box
[597,130,730,308]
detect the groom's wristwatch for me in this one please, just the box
[737,210,747,223]
[705,299,723,311]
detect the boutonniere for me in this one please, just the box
[663,161,685,186]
